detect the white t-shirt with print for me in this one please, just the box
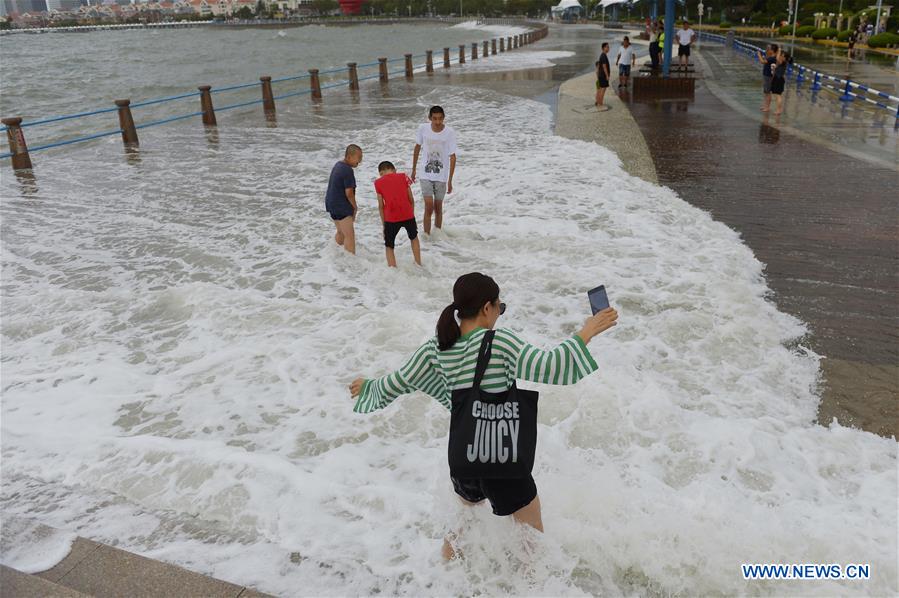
[616,45,636,65]
[415,123,458,183]
[676,28,696,45]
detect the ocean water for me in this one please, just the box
[1,22,897,597]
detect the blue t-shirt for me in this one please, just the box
[763,56,776,77]
[325,161,356,216]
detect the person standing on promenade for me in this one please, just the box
[596,43,611,107]
[847,28,858,60]
[325,144,362,255]
[649,21,661,69]
[771,50,790,115]
[615,37,637,88]
[411,106,457,236]
[756,43,778,112]
[675,21,697,70]
[348,272,619,560]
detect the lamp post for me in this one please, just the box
[790,0,800,51]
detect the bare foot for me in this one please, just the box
[441,538,460,561]
[774,110,783,115]
[760,107,769,112]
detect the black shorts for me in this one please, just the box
[451,475,537,517]
[678,43,691,57]
[597,78,609,89]
[771,77,785,95]
[330,211,352,221]
[383,218,418,248]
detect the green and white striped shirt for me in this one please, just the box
[353,327,599,414]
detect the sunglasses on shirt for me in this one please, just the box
[498,302,506,315]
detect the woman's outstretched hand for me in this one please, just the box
[349,378,365,398]
[577,307,619,345]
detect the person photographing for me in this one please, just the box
[349,272,618,559]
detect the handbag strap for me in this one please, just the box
[472,329,496,391]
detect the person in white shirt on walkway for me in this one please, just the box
[615,37,637,88]
[411,105,457,235]
[676,21,697,70]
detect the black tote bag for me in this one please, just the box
[448,330,539,479]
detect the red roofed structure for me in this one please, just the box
[338,0,362,14]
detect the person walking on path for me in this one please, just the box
[847,28,858,60]
[596,42,611,107]
[771,49,790,115]
[374,160,422,267]
[615,37,637,88]
[411,106,457,236]
[325,144,362,256]
[756,43,778,112]
[675,21,697,70]
[348,272,619,560]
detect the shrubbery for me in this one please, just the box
[718,21,732,28]
[836,30,851,41]
[867,32,899,47]
[796,25,817,37]
[811,27,838,39]
[778,25,792,35]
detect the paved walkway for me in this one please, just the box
[625,45,898,438]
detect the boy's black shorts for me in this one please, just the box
[384,218,418,248]
[451,475,537,516]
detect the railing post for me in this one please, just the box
[379,57,388,82]
[514,35,519,48]
[811,71,821,91]
[471,42,478,60]
[483,40,488,57]
[309,69,322,99]
[443,47,450,68]
[426,50,434,73]
[260,76,276,112]
[2,117,33,170]
[459,44,465,64]
[198,85,217,126]
[500,37,505,52]
[839,79,853,102]
[347,63,359,90]
[404,53,413,78]
[507,35,512,49]
[796,65,805,83]
[114,99,139,147]
[491,38,497,54]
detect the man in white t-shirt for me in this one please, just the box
[676,21,697,69]
[411,105,457,235]
[615,36,637,88]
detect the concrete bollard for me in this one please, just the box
[472,42,478,60]
[379,58,388,82]
[483,40,489,57]
[260,76,276,112]
[500,38,505,52]
[426,50,434,73]
[405,53,413,78]
[2,117,33,170]
[491,38,497,54]
[443,47,450,68]
[198,85,217,126]
[114,99,139,147]
[459,45,465,64]
[347,63,359,90]
[309,69,322,100]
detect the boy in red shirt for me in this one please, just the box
[374,161,422,268]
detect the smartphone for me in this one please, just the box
[588,285,610,315]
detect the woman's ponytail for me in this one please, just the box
[437,303,461,351]
[436,273,500,351]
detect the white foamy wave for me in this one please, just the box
[451,19,531,37]
[1,84,896,597]
[0,517,76,574]
[454,50,575,72]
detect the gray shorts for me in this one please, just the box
[419,179,447,201]
[763,76,773,94]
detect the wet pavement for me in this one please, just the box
[624,48,898,438]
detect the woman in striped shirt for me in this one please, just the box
[349,272,618,559]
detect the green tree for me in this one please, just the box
[310,0,338,13]
[235,5,253,17]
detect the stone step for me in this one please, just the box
[1,564,90,597]
[5,518,271,598]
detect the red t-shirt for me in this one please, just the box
[374,172,414,223]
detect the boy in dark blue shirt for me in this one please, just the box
[756,44,778,113]
[325,144,362,255]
